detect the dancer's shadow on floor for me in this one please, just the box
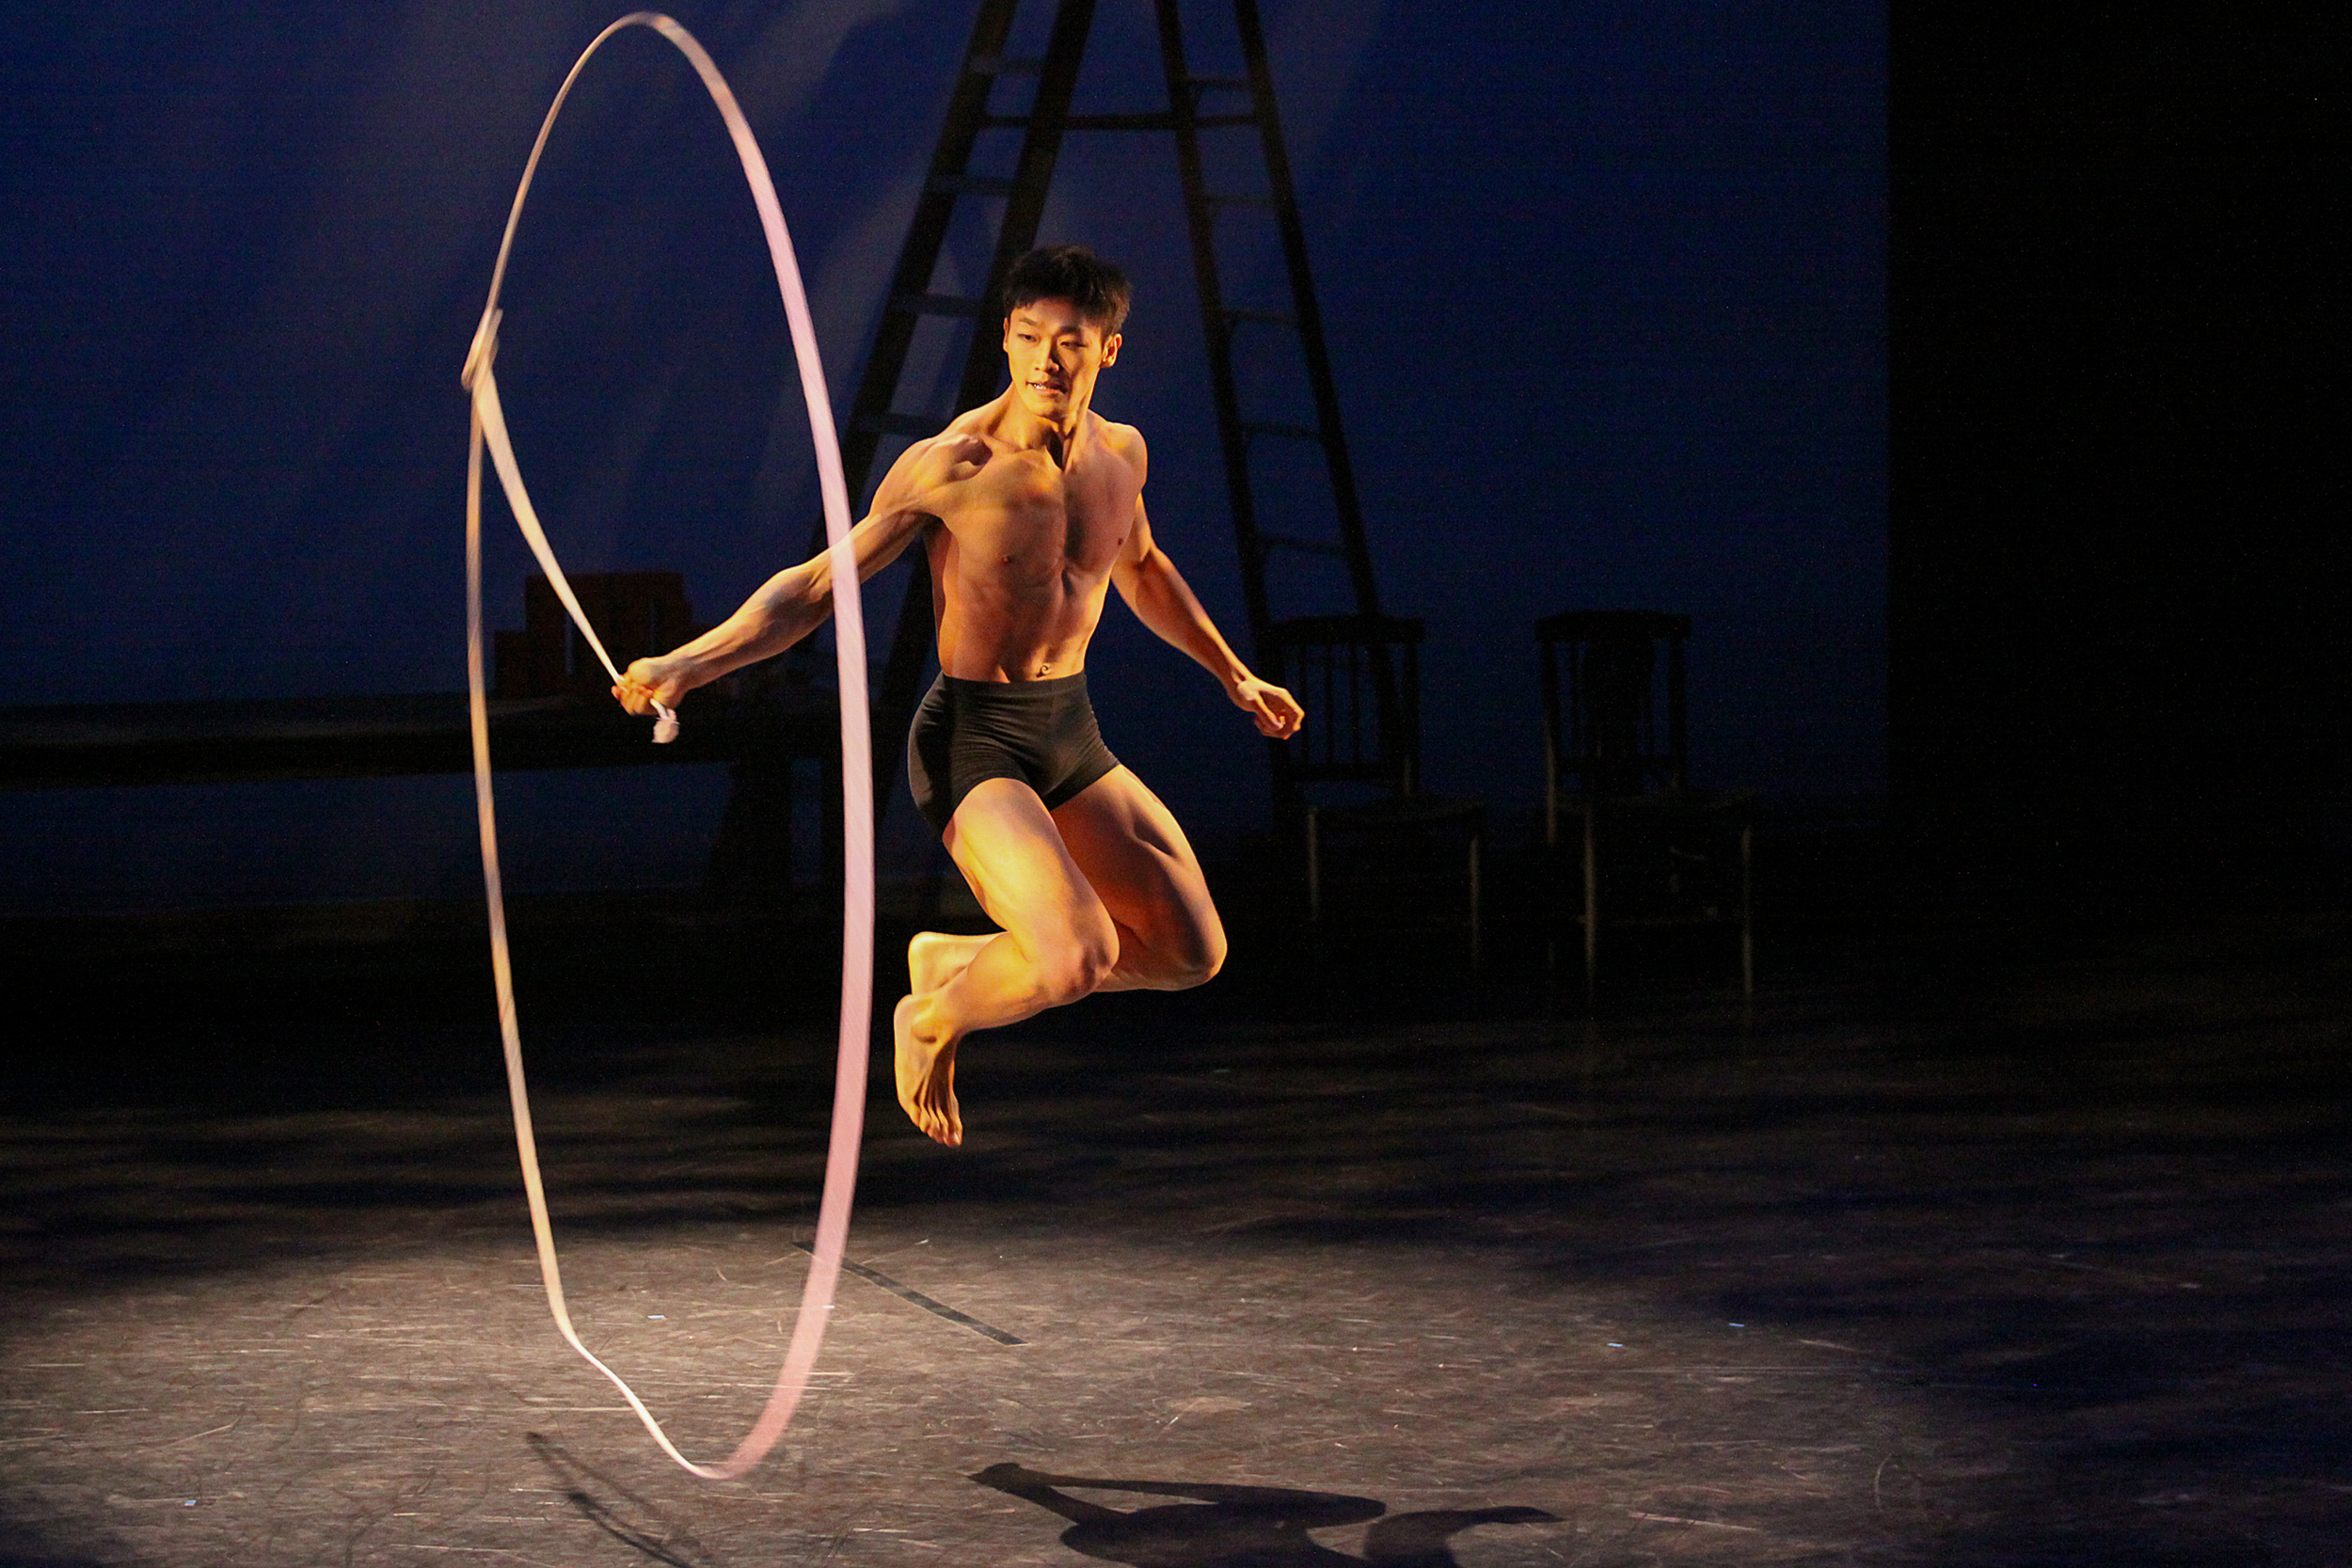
[972,1462,1555,1567]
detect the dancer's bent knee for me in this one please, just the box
[1109,919,1225,993]
[1040,921,1119,1002]
[1159,931,1227,990]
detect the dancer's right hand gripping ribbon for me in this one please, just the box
[612,658,685,744]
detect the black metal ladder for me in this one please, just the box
[821,0,1383,816]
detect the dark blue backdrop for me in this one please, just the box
[0,0,1883,910]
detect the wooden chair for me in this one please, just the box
[1537,610,1754,996]
[1263,614,1485,964]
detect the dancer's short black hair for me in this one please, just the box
[1001,245,1132,335]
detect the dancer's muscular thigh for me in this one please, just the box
[1050,767,1226,991]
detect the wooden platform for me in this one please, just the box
[0,690,839,790]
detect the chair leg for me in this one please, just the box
[1305,808,1322,924]
[1738,820,1755,996]
[1543,753,1558,848]
[1467,830,1483,971]
[1581,809,1599,1004]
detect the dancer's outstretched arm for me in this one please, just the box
[613,439,955,713]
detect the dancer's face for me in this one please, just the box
[1004,297,1120,420]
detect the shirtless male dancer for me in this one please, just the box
[613,245,1303,1148]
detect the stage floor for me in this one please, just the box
[3,899,2345,1565]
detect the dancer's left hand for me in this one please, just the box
[1230,675,1304,738]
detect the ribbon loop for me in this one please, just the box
[463,12,874,1481]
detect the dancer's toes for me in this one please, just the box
[893,994,962,1148]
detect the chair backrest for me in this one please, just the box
[1262,613,1424,816]
[1536,610,1691,810]
[495,572,697,697]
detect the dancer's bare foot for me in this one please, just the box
[893,993,963,1147]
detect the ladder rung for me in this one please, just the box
[993,111,1258,133]
[1063,112,1177,132]
[927,174,1018,198]
[1261,532,1347,559]
[967,54,1042,77]
[1242,420,1325,443]
[1207,191,1277,211]
[854,410,948,437]
[891,293,989,319]
[1224,307,1296,328]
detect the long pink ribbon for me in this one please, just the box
[461,11,872,1481]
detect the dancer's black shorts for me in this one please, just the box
[906,672,1120,835]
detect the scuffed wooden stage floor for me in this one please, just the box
[2,891,2345,1565]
